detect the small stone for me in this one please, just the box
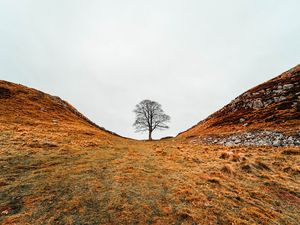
[283,84,294,90]
[274,97,281,103]
[287,137,294,141]
[1,210,9,215]
[225,141,235,147]
[278,96,286,101]
[234,138,241,144]
[264,99,273,105]
[52,119,59,124]
[273,140,281,147]
[253,99,264,109]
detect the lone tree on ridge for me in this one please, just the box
[133,100,170,140]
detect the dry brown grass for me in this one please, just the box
[0,80,300,224]
[1,130,299,224]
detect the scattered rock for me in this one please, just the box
[199,131,300,147]
[252,99,264,109]
[1,209,9,215]
[283,84,294,90]
[273,140,281,147]
[179,65,300,145]
[52,119,59,124]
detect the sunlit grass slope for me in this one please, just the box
[0,80,299,224]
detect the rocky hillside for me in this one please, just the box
[178,65,300,147]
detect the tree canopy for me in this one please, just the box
[133,100,170,140]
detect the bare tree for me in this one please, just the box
[133,100,170,140]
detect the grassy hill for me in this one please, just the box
[178,65,300,147]
[0,72,300,224]
[178,65,300,138]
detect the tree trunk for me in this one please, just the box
[148,130,152,140]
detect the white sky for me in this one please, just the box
[0,0,299,139]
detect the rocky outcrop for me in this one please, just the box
[225,80,299,113]
[178,65,300,147]
[204,67,300,128]
[192,131,300,147]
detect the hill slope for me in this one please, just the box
[0,80,122,148]
[0,78,299,224]
[0,80,121,135]
[178,65,300,146]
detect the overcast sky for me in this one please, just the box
[0,1,299,139]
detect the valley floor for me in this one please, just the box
[0,130,299,224]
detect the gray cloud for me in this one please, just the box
[1,0,299,139]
